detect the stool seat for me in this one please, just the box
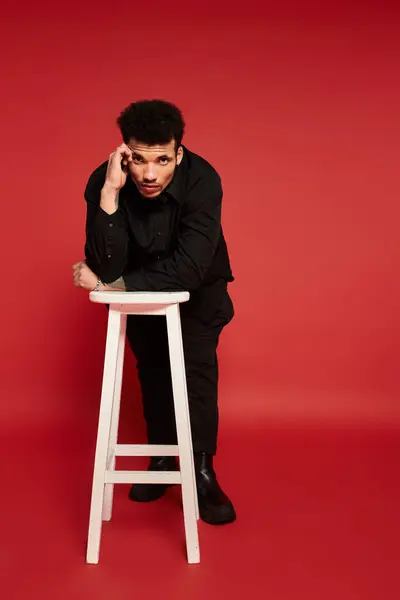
[85,290,200,566]
[90,290,190,305]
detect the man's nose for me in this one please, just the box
[143,166,157,181]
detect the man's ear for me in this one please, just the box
[176,145,184,166]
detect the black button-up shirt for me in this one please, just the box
[84,146,234,295]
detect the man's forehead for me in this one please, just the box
[128,140,175,154]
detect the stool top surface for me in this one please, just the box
[89,290,190,305]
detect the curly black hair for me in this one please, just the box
[116,99,185,151]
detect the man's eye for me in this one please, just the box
[159,158,169,164]
[133,157,143,163]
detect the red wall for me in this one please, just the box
[1,1,399,431]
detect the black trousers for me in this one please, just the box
[125,280,234,455]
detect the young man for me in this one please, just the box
[73,99,236,524]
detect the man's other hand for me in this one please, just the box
[72,261,98,290]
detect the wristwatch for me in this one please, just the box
[93,278,102,292]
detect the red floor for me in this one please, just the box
[2,422,400,599]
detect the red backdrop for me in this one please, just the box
[1,0,399,434]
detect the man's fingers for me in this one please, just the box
[73,260,88,289]
[114,144,132,164]
[111,145,127,158]
[72,263,83,278]
[72,261,86,287]
[122,147,132,160]
[121,149,133,169]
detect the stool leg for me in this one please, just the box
[102,313,127,522]
[170,304,199,521]
[86,307,121,564]
[166,305,200,564]
[176,326,199,521]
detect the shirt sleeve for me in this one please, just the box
[123,173,223,292]
[84,171,130,283]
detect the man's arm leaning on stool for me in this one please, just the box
[83,143,134,287]
[73,142,133,292]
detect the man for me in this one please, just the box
[73,99,236,524]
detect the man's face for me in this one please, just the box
[126,138,183,198]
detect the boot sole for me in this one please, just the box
[199,504,237,525]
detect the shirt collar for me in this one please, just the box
[162,146,187,204]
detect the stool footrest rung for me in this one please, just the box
[114,444,179,457]
[105,470,182,484]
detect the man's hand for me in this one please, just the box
[72,261,98,291]
[104,143,133,192]
[100,144,133,215]
[72,262,126,292]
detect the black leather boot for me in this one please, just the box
[194,452,236,525]
[128,456,178,502]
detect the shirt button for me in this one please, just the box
[157,231,161,236]
[109,223,114,228]
[107,254,111,258]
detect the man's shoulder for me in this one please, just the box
[85,161,108,196]
[184,147,221,184]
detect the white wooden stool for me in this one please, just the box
[86,291,200,565]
